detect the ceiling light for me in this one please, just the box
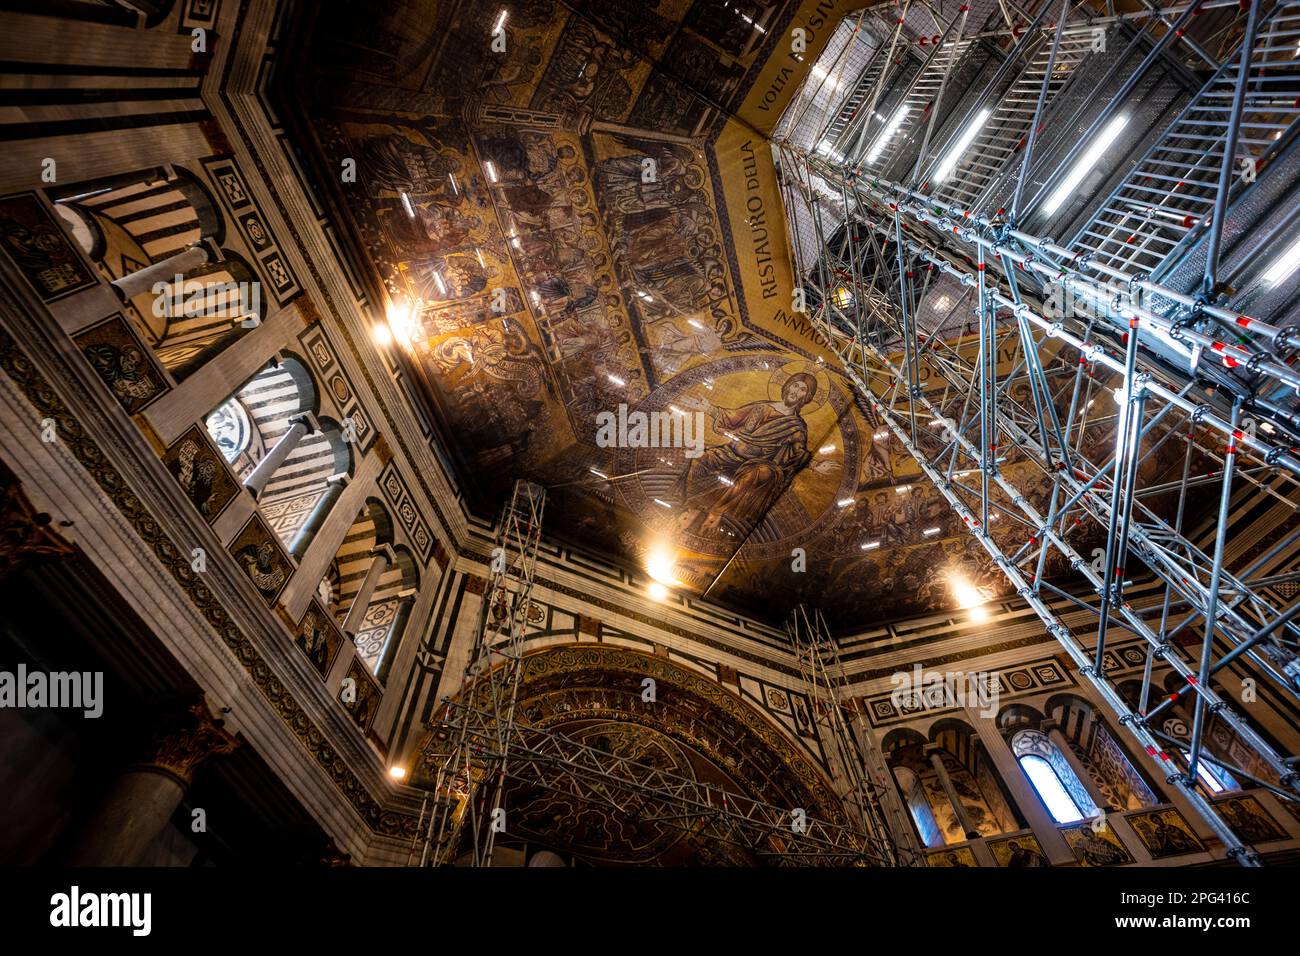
[485,160,498,183]
[810,64,841,91]
[647,581,669,601]
[400,192,416,218]
[388,766,407,780]
[950,574,990,621]
[1042,115,1129,215]
[838,497,854,507]
[866,105,910,164]
[385,299,418,348]
[819,444,836,454]
[933,109,990,183]
[372,322,393,347]
[646,547,679,584]
[653,498,672,509]
[861,540,881,550]
[923,526,941,536]
[1262,232,1300,286]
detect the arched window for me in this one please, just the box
[205,396,253,463]
[1183,752,1237,794]
[894,767,944,848]
[1019,754,1086,824]
[1012,729,1098,824]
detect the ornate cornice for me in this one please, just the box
[0,320,419,842]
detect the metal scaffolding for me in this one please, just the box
[420,479,546,867]
[775,0,1300,865]
[789,605,921,865]
[415,486,904,865]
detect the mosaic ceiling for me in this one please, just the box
[288,0,1189,629]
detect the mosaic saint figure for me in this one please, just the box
[173,437,218,515]
[673,372,817,535]
[83,342,158,405]
[234,540,287,597]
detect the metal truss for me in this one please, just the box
[789,605,919,865]
[773,1,1300,865]
[420,479,546,867]
[413,484,902,866]
[419,699,900,866]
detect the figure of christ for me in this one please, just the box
[672,372,818,536]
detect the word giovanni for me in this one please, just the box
[50,887,151,936]
[595,404,705,459]
[0,665,103,718]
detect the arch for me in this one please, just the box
[325,499,411,674]
[927,717,1019,839]
[417,643,846,865]
[353,542,418,676]
[145,251,261,378]
[51,165,251,382]
[54,164,221,275]
[1043,692,1159,809]
[893,765,944,848]
[205,356,349,548]
[1011,728,1098,824]
[996,702,1046,736]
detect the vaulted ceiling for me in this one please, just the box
[281,0,1191,629]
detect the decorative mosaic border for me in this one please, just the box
[378,461,433,564]
[199,155,301,305]
[863,655,1074,728]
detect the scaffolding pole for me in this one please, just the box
[771,6,1300,857]
[789,605,921,864]
[420,479,546,867]
[776,137,1300,862]
[414,482,905,866]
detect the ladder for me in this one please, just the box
[420,479,545,866]
[1068,0,1300,276]
[935,24,1099,213]
[859,37,975,173]
[823,41,895,155]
